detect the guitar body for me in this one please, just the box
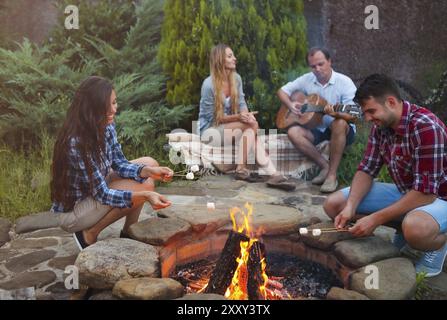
[275,93,327,130]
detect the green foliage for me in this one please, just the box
[0,133,53,220]
[0,0,192,151]
[49,0,137,65]
[0,39,96,148]
[414,271,431,300]
[158,0,308,128]
[425,69,447,123]
[338,123,392,186]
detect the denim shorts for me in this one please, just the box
[311,125,356,146]
[340,182,447,233]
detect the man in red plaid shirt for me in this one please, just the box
[324,74,447,277]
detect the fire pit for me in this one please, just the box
[172,253,343,300]
[162,203,344,300]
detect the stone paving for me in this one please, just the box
[0,175,446,300]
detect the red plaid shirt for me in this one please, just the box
[358,101,447,199]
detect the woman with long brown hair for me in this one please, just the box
[199,44,295,190]
[51,76,172,250]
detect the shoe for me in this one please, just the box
[320,179,338,193]
[234,169,251,181]
[392,232,407,250]
[266,174,296,191]
[120,230,132,239]
[73,231,90,250]
[415,242,447,277]
[234,170,266,183]
[311,168,328,185]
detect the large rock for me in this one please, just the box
[301,221,356,251]
[75,238,159,289]
[113,278,184,300]
[327,287,369,300]
[334,237,400,268]
[216,203,310,236]
[15,212,59,234]
[0,271,56,290]
[5,250,56,273]
[158,204,232,235]
[0,218,11,246]
[349,257,416,300]
[129,217,191,246]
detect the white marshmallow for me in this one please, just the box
[312,229,322,236]
[186,172,195,180]
[190,165,200,173]
[207,202,215,210]
[299,228,308,235]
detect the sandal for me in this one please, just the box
[234,169,252,181]
[266,174,296,191]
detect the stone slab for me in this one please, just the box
[129,217,192,246]
[0,271,56,290]
[5,250,56,273]
[350,257,416,300]
[334,236,400,268]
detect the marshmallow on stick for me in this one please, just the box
[207,202,215,210]
[312,229,322,237]
[299,228,308,235]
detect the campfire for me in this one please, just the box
[186,203,290,300]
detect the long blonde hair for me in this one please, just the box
[209,44,239,125]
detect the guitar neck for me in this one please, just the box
[305,104,356,113]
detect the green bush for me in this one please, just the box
[0,39,95,149]
[338,123,392,186]
[158,0,308,128]
[48,0,137,66]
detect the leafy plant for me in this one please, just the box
[158,0,308,128]
[414,271,431,300]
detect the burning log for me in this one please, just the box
[205,230,250,295]
[247,241,266,300]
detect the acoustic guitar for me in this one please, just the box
[275,93,362,130]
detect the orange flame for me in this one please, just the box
[224,203,270,300]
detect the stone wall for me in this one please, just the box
[0,0,57,45]
[304,0,447,94]
[1,0,446,94]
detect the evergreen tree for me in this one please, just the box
[0,0,192,152]
[158,0,308,128]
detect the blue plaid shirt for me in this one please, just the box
[51,124,145,213]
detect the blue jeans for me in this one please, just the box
[340,182,447,233]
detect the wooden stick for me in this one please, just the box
[320,229,350,234]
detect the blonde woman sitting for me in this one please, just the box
[198,44,295,191]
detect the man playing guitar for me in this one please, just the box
[277,47,357,193]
